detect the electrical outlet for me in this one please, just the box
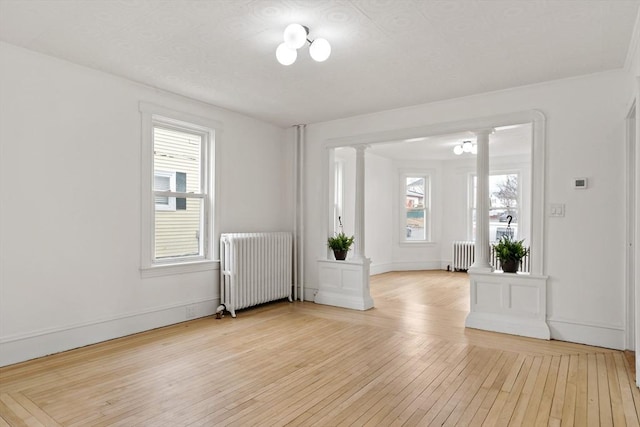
[186,305,197,319]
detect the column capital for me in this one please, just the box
[354,144,369,153]
[472,128,495,138]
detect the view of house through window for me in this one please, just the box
[153,125,206,260]
[333,159,344,233]
[404,176,429,241]
[469,173,519,242]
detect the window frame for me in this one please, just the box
[139,102,220,277]
[400,171,432,244]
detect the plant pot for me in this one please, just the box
[333,250,348,261]
[500,259,518,273]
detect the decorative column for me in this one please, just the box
[353,144,368,259]
[465,120,550,340]
[469,129,494,272]
[315,144,373,311]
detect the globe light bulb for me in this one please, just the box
[276,43,297,65]
[462,141,473,153]
[283,24,307,49]
[309,38,331,62]
[453,145,463,155]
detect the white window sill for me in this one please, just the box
[140,259,220,278]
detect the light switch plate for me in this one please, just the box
[549,203,565,217]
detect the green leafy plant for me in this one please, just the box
[327,232,355,251]
[493,235,529,261]
[493,235,529,273]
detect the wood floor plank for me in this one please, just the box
[597,353,614,427]
[521,355,552,427]
[561,354,579,427]
[575,353,589,426]
[613,352,640,427]
[0,270,637,426]
[586,353,600,427]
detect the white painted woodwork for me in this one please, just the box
[353,145,367,260]
[466,272,550,340]
[315,259,374,311]
[469,129,494,272]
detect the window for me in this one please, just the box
[140,103,217,275]
[403,175,430,242]
[469,173,519,242]
[153,126,205,260]
[333,159,344,233]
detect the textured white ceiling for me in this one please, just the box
[0,0,638,128]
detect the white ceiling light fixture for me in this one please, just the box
[276,24,331,65]
[453,140,477,155]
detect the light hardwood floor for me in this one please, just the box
[1,271,639,426]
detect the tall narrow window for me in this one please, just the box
[152,125,207,260]
[333,159,344,233]
[403,175,430,241]
[469,173,519,242]
[140,103,217,275]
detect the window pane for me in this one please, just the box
[406,177,425,241]
[154,127,202,193]
[155,198,202,259]
[471,173,519,242]
[154,175,170,205]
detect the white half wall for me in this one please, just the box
[304,70,631,350]
[0,43,292,366]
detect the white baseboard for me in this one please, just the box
[370,263,394,275]
[547,317,625,350]
[0,299,219,367]
[302,286,317,302]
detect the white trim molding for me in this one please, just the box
[547,317,625,350]
[139,102,221,277]
[0,298,219,367]
[466,271,550,340]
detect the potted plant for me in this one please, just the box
[327,232,355,261]
[493,235,529,273]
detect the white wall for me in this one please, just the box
[0,43,292,366]
[304,70,631,349]
[365,152,394,274]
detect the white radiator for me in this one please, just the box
[452,241,530,273]
[453,241,476,271]
[220,232,293,317]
